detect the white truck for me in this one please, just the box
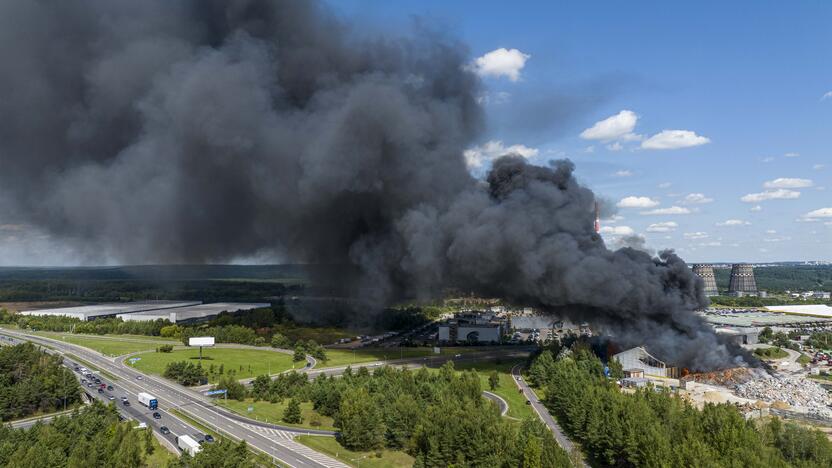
[177,434,202,457]
[137,392,158,410]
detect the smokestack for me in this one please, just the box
[594,201,601,233]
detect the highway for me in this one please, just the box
[0,329,347,468]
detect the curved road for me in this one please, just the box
[0,329,346,468]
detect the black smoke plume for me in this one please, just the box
[0,0,743,369]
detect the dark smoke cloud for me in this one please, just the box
[0,0,742,369]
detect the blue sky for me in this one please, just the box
[332,0,832,262]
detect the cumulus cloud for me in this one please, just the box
[641,130,710,150]
[814,164,826,170]
[580,110,639,141]
[681,193,714,205]
[464,140,538,169]
[740,189,801,203]
[646,221,678,233]
[763,178,813,189]
[600,225,635,236]
[803,207,832,219]
[640,206,691,215]
[613,170,633,177]
[470,48,530,81]
[750,205,762,212]
[822,91,832,101]
[684,232,709,239]
[716,219,750,226]
[617,196,659,209]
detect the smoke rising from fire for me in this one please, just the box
[0,0,743,369]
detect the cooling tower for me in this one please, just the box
[691,264,719,296]
[728,263,757,294]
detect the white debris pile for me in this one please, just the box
[735,374,832,415]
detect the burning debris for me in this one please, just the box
[0,0,747,370]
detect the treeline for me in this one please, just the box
[0,342,81,421]
[528,345,832,467]
[163,361,208,386]
[709,295,830,308]
[0,401,269,467]
[220,363,572,467]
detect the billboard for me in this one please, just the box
[189,336,215,347]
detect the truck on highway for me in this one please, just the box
[176,434,202,456]
[137,392,158,410]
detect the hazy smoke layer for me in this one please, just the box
[0,0,740,369]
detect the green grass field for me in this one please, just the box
[218,398,336,431]
[295,435,414,468]
[132,347,296,383]
[33,331,177,356]
[320,346,502,368]
[753,346,789,359]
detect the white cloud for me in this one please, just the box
[584,146,595,153]
[606,142,623,151]
[600,225,635,236]
[646,221,678,233]
[613,169,633,177]
[617,196,659,209]
[804,207,832,218]
[641,130,710,150]
[822,91,832,101]
[763,177,813,189]
[764,236,791,243]
[761,156,775,163]
[684,232,709,239]
[784,152,800,158]
[658,182,672,189]
[681,193,714,205]
[640,206,691,215]
[470,48,530,81]
[580,110,639,141]
[716,219,750,226]
[464,140,538,169]
[765,229,777,234]
[740,189,801,203]
[750,205,762,212]
[814,164,825,170]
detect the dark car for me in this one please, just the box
[122,400,130,406]
[80,378,86,384]
[160,426,170,435]
[525,400,531,405]
[87,383,93,388]
[107,385,113,391]
[203,435,214,443]
[97,388,104,393]
[152,412,161,419]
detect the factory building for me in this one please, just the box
[728,263,760,297]
[438,316,502,344]
[117,302,271,324]
[19,301,202,321]
[613,346,680,378]
[691,264,719,296]
[714,327,760,345]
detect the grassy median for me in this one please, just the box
[295,435,414,468]
[217,398,336,431]
[132,347,296,382]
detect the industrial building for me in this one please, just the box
[613,346,680,378]
[691,264,719,296]
[437,313,503,344]
[702,308,832,328]
[714,327,760,345]
[19,301,202,321]
[116,302,271,323]
[727,263,761,297]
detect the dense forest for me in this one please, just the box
[0,402,265,467]
[713,265,832,293]
[222,362,572,467]
[0,343,81,421]
[528,345,832,467]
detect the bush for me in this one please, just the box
[157,344,174,353]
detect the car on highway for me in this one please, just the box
[136,375,143,380]
[80,378,86,384]
[203,435,214,443]
[97,388,104,393]
[152,412,161,419]
[122,400,130,406]
[107,385,113,391]
[86,383,93,388]
[160,426,170,435]
[108,396,115,401]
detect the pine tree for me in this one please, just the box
[522,437,542,468]
[488,371,500,391]
[283,398,302,424]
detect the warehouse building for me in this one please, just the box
[19,301,202,321]
[438,317,502,344]
[613,346,680,378]
[117,302,270,323]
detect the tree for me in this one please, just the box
[759,326,774,344]
[271,332,290,348]
[283,398,302,424]
[143,426,154,455]
[522,437,542,468]
[338,387,385,451]
[293,345,306,362]
[489,371,500,391]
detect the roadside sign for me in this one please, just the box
[204,389,228,396]
[433,347,441,354]
[129,357,141,362]
[247,406,253,412]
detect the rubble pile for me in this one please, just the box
[682,367,760,386]
[735,374,832,417]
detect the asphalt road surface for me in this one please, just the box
[0,329,346,468]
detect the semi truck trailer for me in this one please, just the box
[176,434,202,456]
[137,392,158,410]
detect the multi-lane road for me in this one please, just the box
[0,329,347,468]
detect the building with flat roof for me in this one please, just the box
[19,301,201,321]
[613,347,678,378]
[117,302,270,323]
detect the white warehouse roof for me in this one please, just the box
[765,305,832,318]
[20,301,202,321]
[117,302,270,323]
